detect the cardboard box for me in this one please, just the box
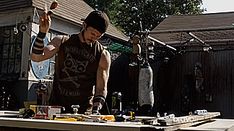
[30,105,61,119]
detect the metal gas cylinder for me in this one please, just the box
[111,92,122,115]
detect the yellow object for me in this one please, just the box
[99,115,115,122]
[54,117,77,121]
[24,101,37,109]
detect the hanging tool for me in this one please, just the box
[46,0,58,15]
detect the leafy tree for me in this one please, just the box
[85,0,204,36]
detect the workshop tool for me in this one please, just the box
[54,113,115,122]
[47,0,58,15]
[53,105,115,122]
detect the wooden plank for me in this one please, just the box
[157,112,220,126]
[180,119,234,131]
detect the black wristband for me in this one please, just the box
[37,31,46,39]
[93,95,105,105]
[32,32,45,55]
[92,95,106,114]
[92,106,100,113]
[32,48,43,54]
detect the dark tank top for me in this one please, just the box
[49,34,104,113]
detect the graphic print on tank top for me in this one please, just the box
[58,43,96,97]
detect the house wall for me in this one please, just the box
[0,8,33,108]
[0,0,31,12]
[155,42,234,118]
[50,17,81,34]
[0,8,32,79]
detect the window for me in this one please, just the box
[0,26,22,80]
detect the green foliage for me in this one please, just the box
[85,0,205,36]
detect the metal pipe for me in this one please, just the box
[187,32,212,51]
[187,32,205,45]
[148,36,177,51]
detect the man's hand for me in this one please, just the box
[39,11,51,33]
[92,95,106,115]
[92,102,102,115]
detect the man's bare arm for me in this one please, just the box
[96,49,111,97]
[92,49,111,114]
[31,36,62,62]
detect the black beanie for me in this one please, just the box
[84,10,109,34]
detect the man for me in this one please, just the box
[31,10,111,114]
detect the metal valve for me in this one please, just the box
[71,105,80,114]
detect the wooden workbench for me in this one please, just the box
[180,119,234,131]
[0,117,159,131]
[0,117,233,131]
